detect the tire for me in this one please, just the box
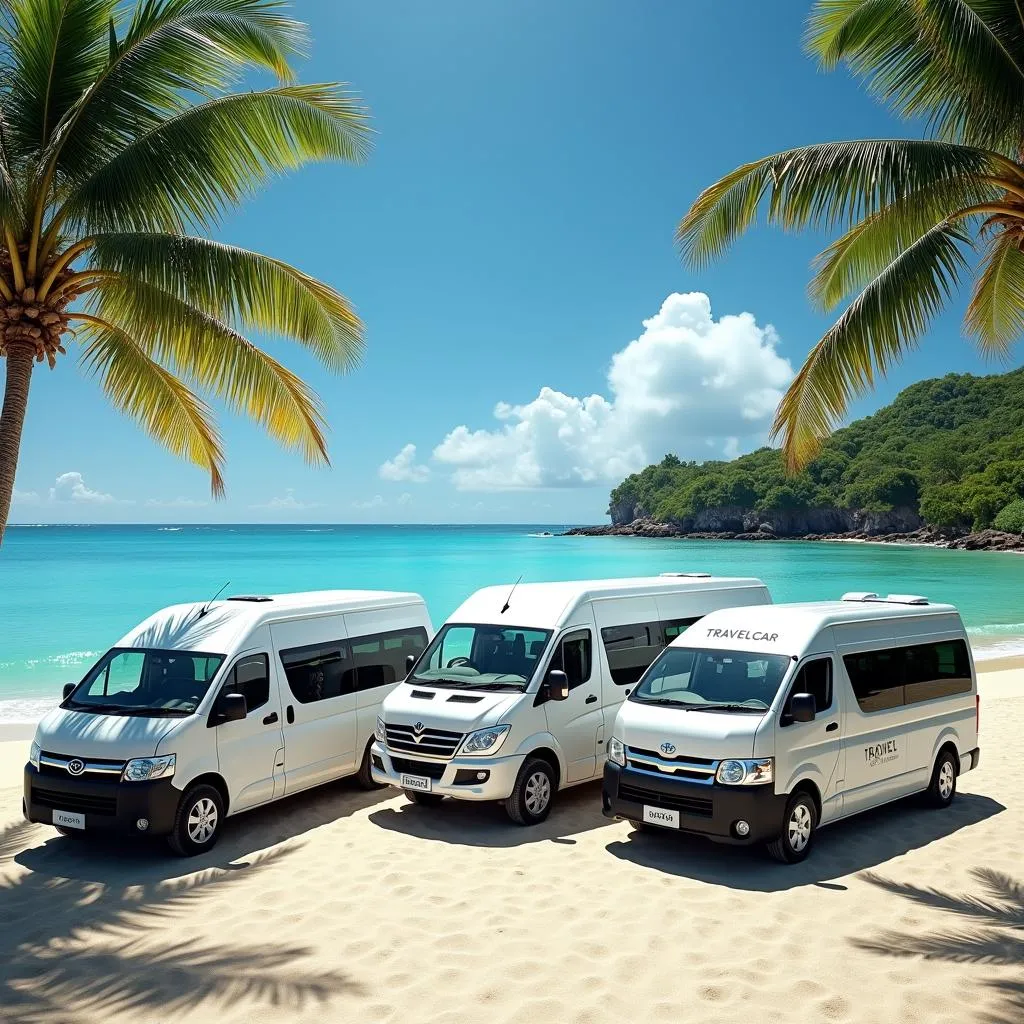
[504,756,557,826]
[167,784,224,857]
[766,791,817,864]
[924,748,958,809]
[405,790,444,807]
[355,741,386,790]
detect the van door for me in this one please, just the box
[592,597,662,708]
[272,621,357,794]
[213,651,285,813]
[541,627,604,783]
[774,656,844,823]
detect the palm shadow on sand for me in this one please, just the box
[852,867,1024,1024]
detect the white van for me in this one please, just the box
[24,590,432,855]
[370,575,771,824]
[603,593,980,863]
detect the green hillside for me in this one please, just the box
[609,370,1024,532]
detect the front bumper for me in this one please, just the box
[370,742,523,801]
[602,762,787,844]
[23,763,181,836]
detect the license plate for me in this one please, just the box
[643,805,680,829]
[53,810,85,830]
[401,773,432,793]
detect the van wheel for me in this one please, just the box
[766,791,817,864]
[925,749,958,809]
[505,757,556,826]
[405,790,443,807]
[355,741,385,790]
[167,784,224,857]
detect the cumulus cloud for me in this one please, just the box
[49,472,119,504]
[252,488,321,511]
[352,495,385,510]
[379,444,430,483]
[431,292,794,490]
[12,488,39,504]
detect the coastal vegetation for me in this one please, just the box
[607,369,1024,535]
[0,0,370,544]
[677,0,1024,472]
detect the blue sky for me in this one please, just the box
[9,0,1003,525]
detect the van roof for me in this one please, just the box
[687,599,961,656]
[448,576,767,630]
[115,590,425,655]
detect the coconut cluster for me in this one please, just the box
[0,245,82,369]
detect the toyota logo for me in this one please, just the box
[659,742,676,756]
[66,758,85,776]
[413,721,424,733]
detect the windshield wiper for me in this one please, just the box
[631,696,698,708]
[411,678,481,689]
[690,703,766,713]
[469,682,524,692]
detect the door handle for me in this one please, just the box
[585,694,598,704]
[263,712,279,725]
[286,705,294,725]
[826,722,839,732]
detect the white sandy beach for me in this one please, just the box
[0,663,1020,1024]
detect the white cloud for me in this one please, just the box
[398,492,412,506]
[352,494,385,510]
[431,292,794,490]
[379,444,430,483]
[145,497,207,509]
[49,472,120,504]
[252,488,321,511]
[12,488,39,504]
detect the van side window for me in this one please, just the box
[843,649,904,712]
[280,643,354,703]
[601,622,663,687]
[225,654,270,713]
[662,617,702,643]
[350,627,429,691]
[790,658,832,713]
[551,630,592,689]
[904,639,972,704]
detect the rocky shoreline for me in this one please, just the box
[563,519,1024,553]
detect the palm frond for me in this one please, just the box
[772,220,971,469]
[677,138,998,268]
[965,229,1024,356]
[62,84,371,233]
[76,314,225,495]
[91,278,332,464]
[90,233,363,370]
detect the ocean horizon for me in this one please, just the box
[2,522,1023,725]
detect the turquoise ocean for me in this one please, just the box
[2,524,1023,724]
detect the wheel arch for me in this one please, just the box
[524,746,562,789]
[790,777,822,822]
[183,772,231,815]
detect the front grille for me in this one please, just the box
[39,750,125,779]
[32,786,117,816]
[385,724,463,758]
[389,757,447,781]
[618,782,713,818]
[625,746,716,782]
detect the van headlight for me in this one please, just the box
[716,758,773,786]
[29,741,41,769]
[375,716,386,744]
[460,725,510,755]
[607,736,626,766]
[122,754,176,783]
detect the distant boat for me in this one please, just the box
[528,531,554,538]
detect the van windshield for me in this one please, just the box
[410,623,551,692]
[64,648,225,716]
[631,647,791,712]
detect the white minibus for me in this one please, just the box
[24,590,432,855]
[371,575,771,824]
[603,593,980,862]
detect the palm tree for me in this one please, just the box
[0,0,370,544]
[677,0,1024,471]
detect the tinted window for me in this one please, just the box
[844,649,903,712]
[904,639,972,704]
[662,617,702,642]
[350,627,429,692]
[601,622,662,687]
[224,654,270,713]
[280,642,354,703]
[551,630,592,689]
[789,658,832,714]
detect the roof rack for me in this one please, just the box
[841,592,929,606]
[660,572,712,578]
[226,595,273,603]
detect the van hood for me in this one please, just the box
[615,701,763,760]
[33,707,187,760]
[382,684,521,733]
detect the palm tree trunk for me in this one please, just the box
[0,345,35,546]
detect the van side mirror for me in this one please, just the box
[788,693,816,724]
[62,683,75,701]
[406,653,416,674]
[545,669,570,702]
[211,692,247,726]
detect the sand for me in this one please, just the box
[1,665,1020,1024]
